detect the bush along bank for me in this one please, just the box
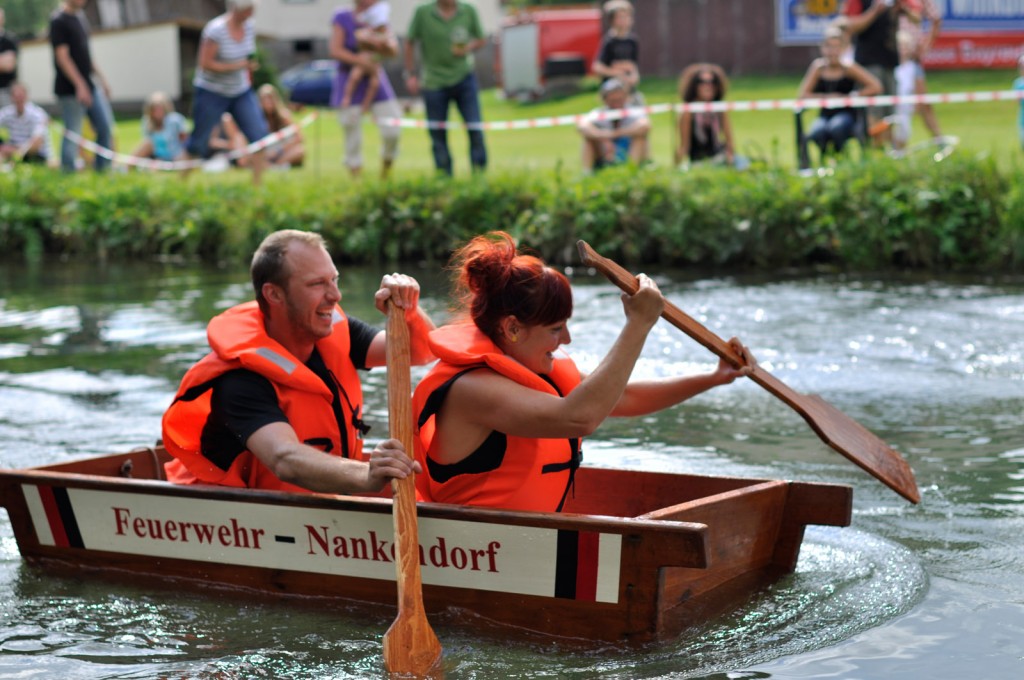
[2,154,1023,271]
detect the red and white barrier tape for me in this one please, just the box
[381,88,1024,131]
[61,112,317,171]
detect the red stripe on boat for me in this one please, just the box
[575,531,600,601]
[37,486,70,548]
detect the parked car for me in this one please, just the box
[279,60,336,106]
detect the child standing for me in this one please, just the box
[591,0,641,101]
[1015,55,1024,150]
[892,30,918,150]
[339,0,391,115]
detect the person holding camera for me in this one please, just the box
[840,0,910,145]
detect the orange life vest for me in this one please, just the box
[412,323,582,512]
[161,300,365,492]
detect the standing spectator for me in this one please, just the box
[50,0,114,172]
[257,83,305,168]
[131,91,189,163]
[892,30,917,150]
[0,9,18,110]
[591,0,640,98]
[185,0,267,185]
[1014,55,1024,151]
[898,0,942,141]
[798,33,881,161]
[329,0,402,179]
[338,0,392,115]
[404,0,488,175]
[675,63,738,168]
[577,77,649,172]
[840,0,910,145]
[0,82,52,165]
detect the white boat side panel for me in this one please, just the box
[42,487,621,603]
[597,533,622,603]
[22,484,55,547]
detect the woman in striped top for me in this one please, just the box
[185,0,268,184]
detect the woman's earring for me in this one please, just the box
[509,335,518,343]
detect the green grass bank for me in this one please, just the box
[3,153,1023,272]
[4,69,1022,271]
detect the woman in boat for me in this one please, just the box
[412,231,753,513]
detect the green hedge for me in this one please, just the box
[3,155,1023,271]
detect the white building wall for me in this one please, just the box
[18,23,182,107]
[254,0,504,40]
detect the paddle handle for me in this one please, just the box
[383,301,442,675]
[578,241,830,415]
[385,301,423,613]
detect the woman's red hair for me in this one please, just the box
[450,231,572,341]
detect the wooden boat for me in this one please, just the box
[0,446,851,644]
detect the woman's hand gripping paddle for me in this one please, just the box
[576,240,920,504]
[382,300,443,676]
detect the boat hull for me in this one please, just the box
[0,447,851,643]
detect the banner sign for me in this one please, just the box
[775,0,1024,68]
[923,33,1024,69]
[775,0,844,46]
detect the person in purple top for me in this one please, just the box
[329,0,402,178]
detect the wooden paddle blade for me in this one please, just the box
[576,240,920,504]
[383,302,443,676]
[383,478,442,677]
[796,392,920,504]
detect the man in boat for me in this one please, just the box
[162,229,436,494]
[412,231,754,512]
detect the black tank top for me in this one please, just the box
[813,70,857,119]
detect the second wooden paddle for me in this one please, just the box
[382,301,443,676]
[576,240,920,504]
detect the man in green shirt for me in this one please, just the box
[403,0,487,174]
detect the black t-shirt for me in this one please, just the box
[199,315,380,470]
[0,32,17,89]
[597,33,639,78]
[851,0,898,70]
[49,10,93,97]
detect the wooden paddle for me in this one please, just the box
[576,240,920,504]
[382,301,443,676]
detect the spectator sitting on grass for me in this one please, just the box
[675,63,745,169]
[203,112,247,171]
[257,83,305,168]
[577,77,649,173]
[0,81,52,165]
[132,91,189,164]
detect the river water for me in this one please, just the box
[0,259,1021,679]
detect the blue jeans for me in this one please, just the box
[187,86,268,159]
[809,112,856,154]
[58,81,114,172]
[422,73,487,175]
